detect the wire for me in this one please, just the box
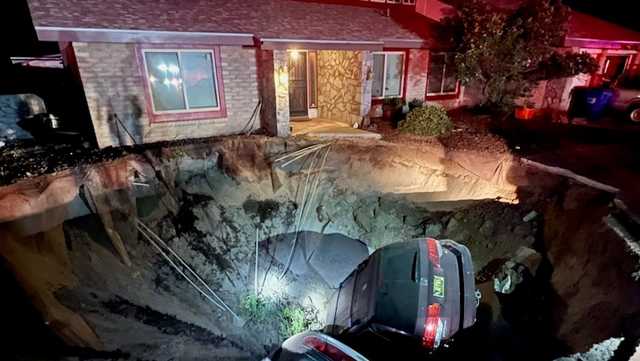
[136,220,241,320]
[137,225,225,311]
[278,142,333,278]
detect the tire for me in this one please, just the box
[628,104,640,123]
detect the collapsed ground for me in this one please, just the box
[1,136,639,360]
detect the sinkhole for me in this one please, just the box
[0,137,639,361]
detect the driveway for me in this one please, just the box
[507,118,640,213]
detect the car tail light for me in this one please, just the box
[422,303,443,349]
[427,238,440,268]
[303,336,356,361]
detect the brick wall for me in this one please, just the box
[405,49,428,102]
[256,49,279,136]
[73,42,260,148]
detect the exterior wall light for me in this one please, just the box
[277,65,289,87]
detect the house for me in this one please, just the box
[542,10,640,111]
[26,0,467,148]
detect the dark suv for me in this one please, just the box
[324,238,476,352]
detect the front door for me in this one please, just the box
[289,52,308,117]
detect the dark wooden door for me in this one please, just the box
[289,52,308,117]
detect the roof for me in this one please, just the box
[26,0,443,49]
[567,11,640,46]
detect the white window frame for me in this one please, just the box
[142,49,221,114]
[603,54,631,75]
[372,51,405,99]
[426,52,459,96]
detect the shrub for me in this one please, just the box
[240,294,274,322]
[398,105,453,137]
[279,305,318,338]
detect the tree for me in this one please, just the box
[446,0,599,112]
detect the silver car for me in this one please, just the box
[263,331,369,361]
[611,88,640,122]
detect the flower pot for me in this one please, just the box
[383,106,395,120]
[515,106,537,120]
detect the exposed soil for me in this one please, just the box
[371,116,510,155]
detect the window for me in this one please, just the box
[427,53,458,96]
[602,55,629,83]
[143,50,220,113]
[372,52,405,98]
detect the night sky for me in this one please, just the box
[564,0,640,32]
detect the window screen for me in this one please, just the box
[372,54,385,98]
[385,53,404,97]
[372,52,405,98]
[427,53,458,95]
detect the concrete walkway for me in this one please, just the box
[291,118,382,140]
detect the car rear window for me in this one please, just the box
[379,244,419,281]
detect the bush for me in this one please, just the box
[279,305,318,338]
[240,294,274,322]
[398,105,453,137]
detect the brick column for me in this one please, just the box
[273,50,290,137]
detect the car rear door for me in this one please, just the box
[350,255,378,327]
[329,269,357,331]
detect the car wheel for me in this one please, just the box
[628,104,640,123]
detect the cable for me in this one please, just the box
[137,220,240,320]
[137,224,226,311]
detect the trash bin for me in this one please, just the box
[568,87,614,120]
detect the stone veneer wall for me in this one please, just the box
[72,42,260,148]
[317,51,364,126]
[273,50,291,136]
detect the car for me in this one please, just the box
[262,331,369,361]
[324,238,476,352]
[611,87,640,123]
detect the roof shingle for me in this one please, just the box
[27,0,440,44]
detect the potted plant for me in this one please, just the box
[515,100,537,120]
[408,98,425,111]
[382,98,402,120]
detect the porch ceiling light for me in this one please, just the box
[289,50,300,60]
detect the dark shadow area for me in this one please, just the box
[0,260,128,360]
